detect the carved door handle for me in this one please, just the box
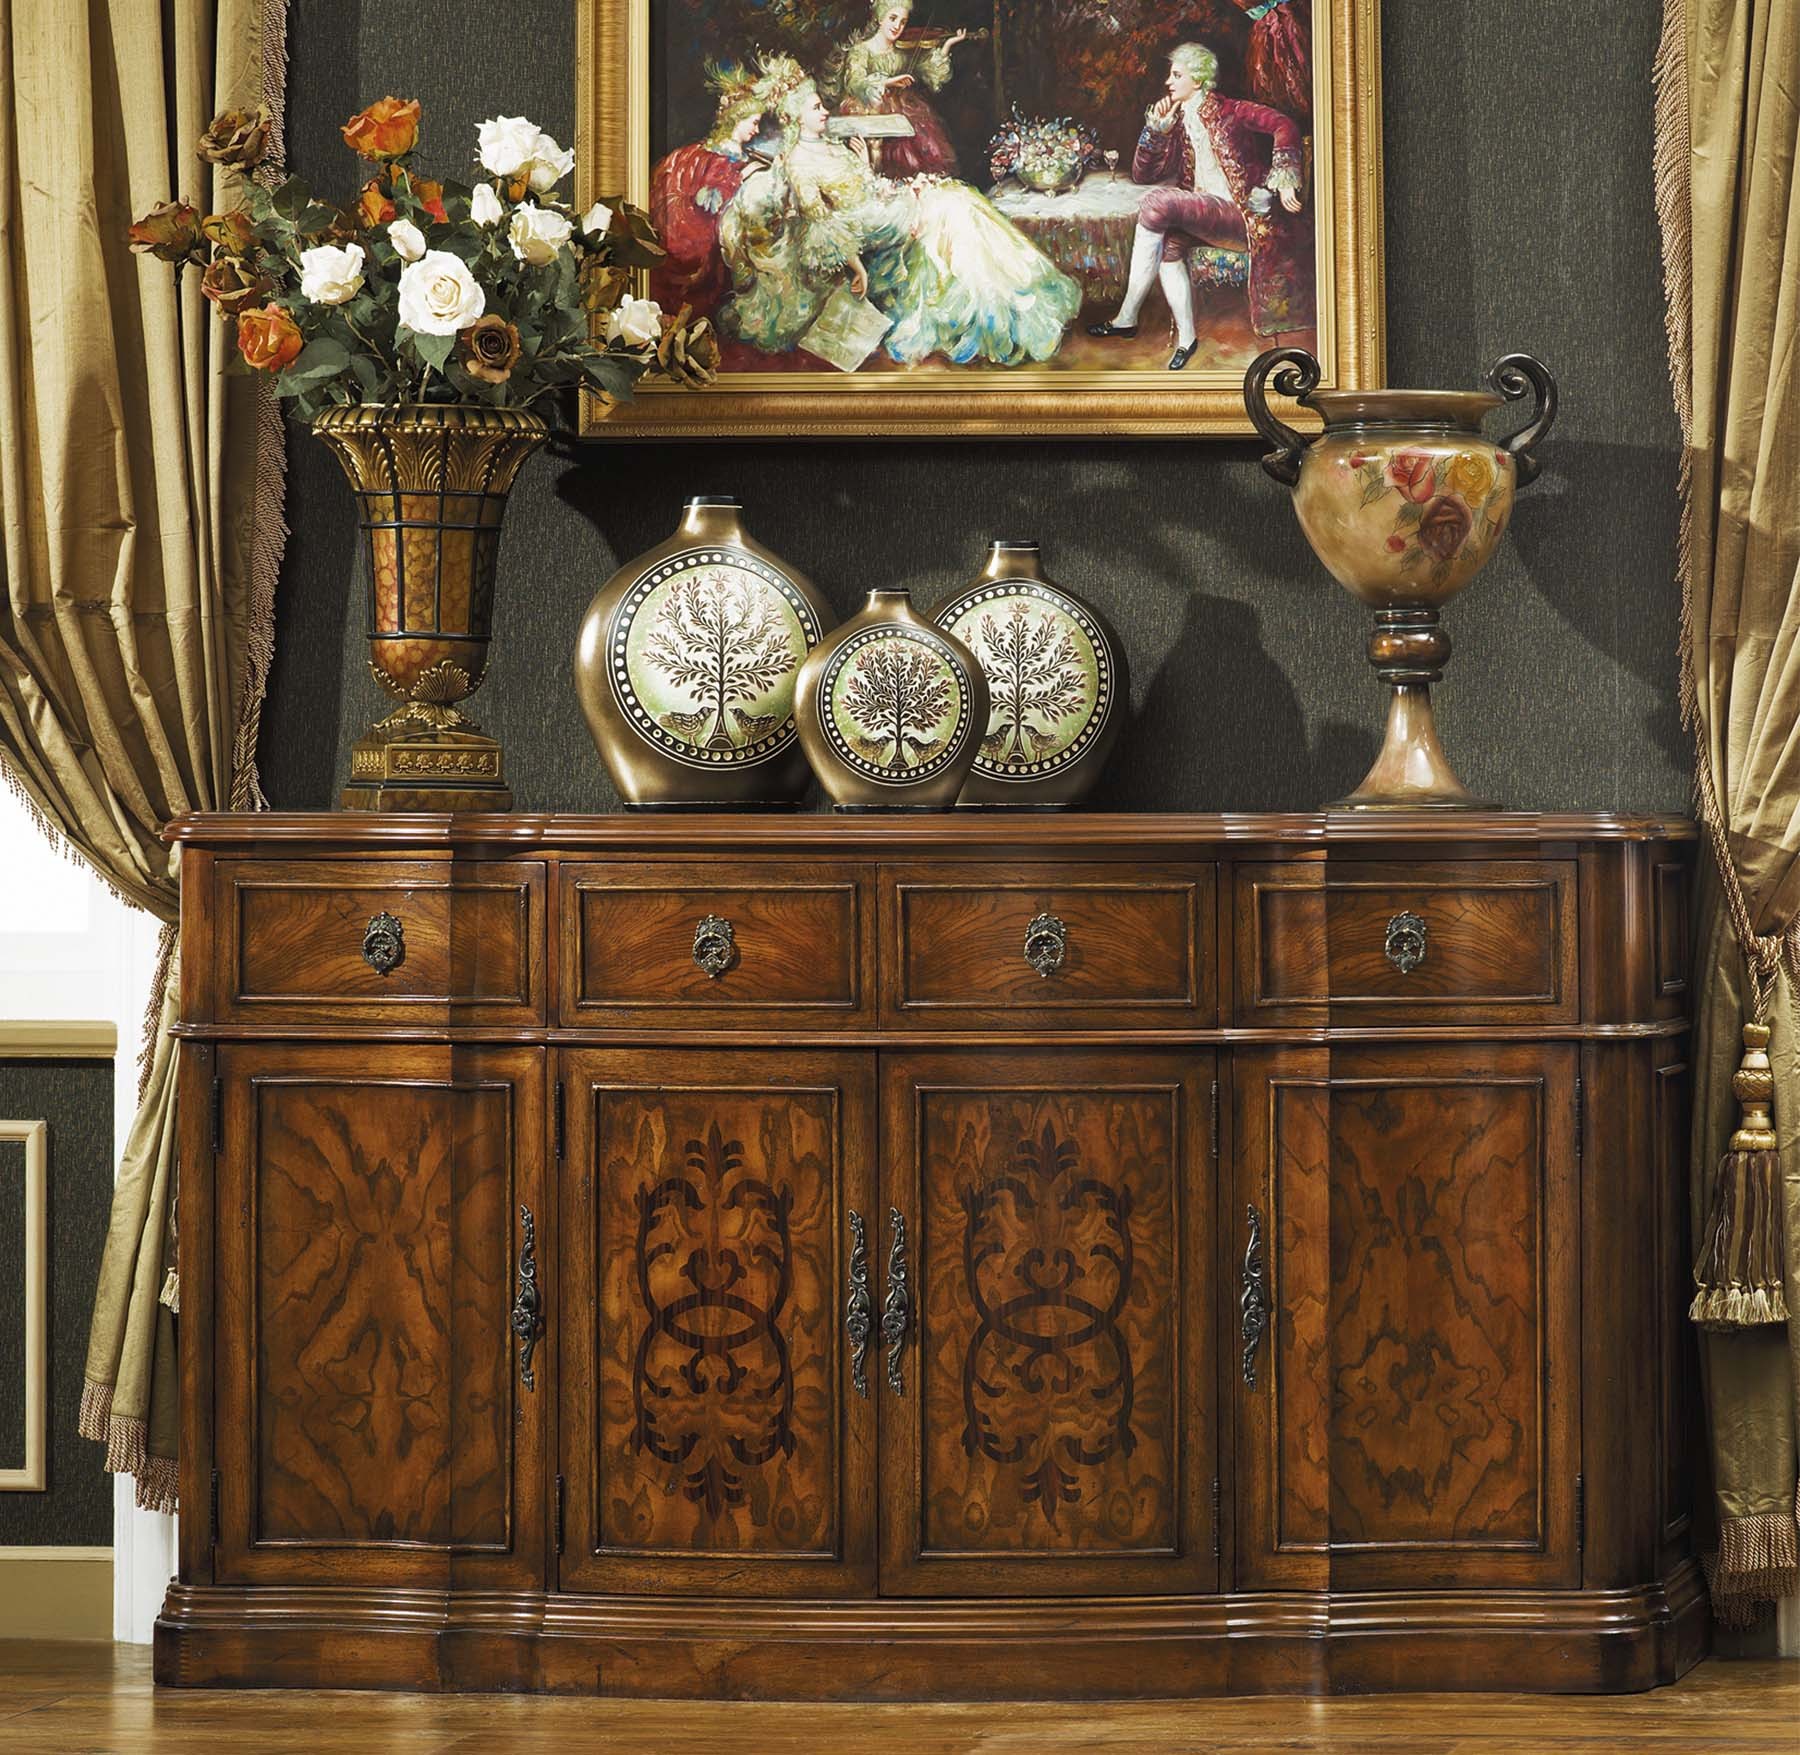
[1385,910,1427,975]
[1240,1203,1269,1389]
[1023,912,1068,978]
[881,1207,910,1395]
[692,913,735,978]
[362,911,404,976]
[846,1210,872,1398]
[512,1203,544,1391]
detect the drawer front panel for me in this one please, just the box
[560,861,872,1026]
[1237,860,1577,1024]
[882,865,1214,1029]
[217,859,544,1024]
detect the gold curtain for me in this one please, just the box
[1655,0,1800,1621]
[0,0,285,1511]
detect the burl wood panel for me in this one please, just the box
[880,1050,1215,1597]
[881,864,1214,1030]
[1235,861,1577,1024]
[212,1044,543,1589]
[558,1048,876,1597]
[560,861,872,1028]
[217,858,544,1025]
[1326,1045,1580,1588]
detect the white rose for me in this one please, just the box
[297,242,365,306]
[581,201,614,237]
[397,249,486,335]
[386,218,426,261]
[605,295,663,348]
[526,132,576,193]
[470,182,504,226]
[477,114,542,178]
[508,202,574,267]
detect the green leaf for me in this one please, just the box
[579,351,640,400]
[405,327,456,372]
[1358,476,1388,508]
[298,202,340,235]
[1395,500,1424,527]
[271,176,311,221]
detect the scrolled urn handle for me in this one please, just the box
[1488,352,1558,488]
[692,913,735,979]
[1023,912,1068,979]
[362,911,404,976]
[1385,910,1427,975]
[1243,347,1323,486]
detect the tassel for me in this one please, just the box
[1691,1022,1790,1328]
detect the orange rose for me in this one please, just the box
[200,256,271,318]
[408,175,448,223]
[236,304,304,372]
[197,105,271,168]
[201,209,256,255]
[342,96,421,161]
[355,177,397,228]
[128,199,204,263]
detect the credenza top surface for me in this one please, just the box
[165,809,1696,852]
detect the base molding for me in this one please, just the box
[0,1546,113,1640]
[156,1563,1709,1698]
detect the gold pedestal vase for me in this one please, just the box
[1244,350,1557,810]
[313,403,548,812]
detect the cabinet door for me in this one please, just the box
[559,1048,876,1596]
[879,1050,1217,1596]
[213,1043,545,1588]
[1234,1044,1580,1591]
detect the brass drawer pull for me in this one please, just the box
[1023,912,1068,978]
[513,1204,544,1391]
[1241,1203,1269,1389]
[881,1208,911,1395]
[362,911,404,976]
[692,913,735,978]
[846,1210,872,1399]
[1385,910,1427,975]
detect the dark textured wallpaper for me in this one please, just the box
[0,1061,112,1546]
[262,0,1687,814]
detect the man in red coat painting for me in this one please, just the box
[1087,42,1312,369]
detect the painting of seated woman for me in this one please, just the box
[588,0,1381,435]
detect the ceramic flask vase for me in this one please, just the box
[313,403,548,812]
[936,540,1126,807]
[1243,349,1557,810]
[795,587,988,810]
[574,498,835,808]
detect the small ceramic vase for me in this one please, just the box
[574,497,834,808]
[794,588,989,810]
[935,540,1126,807]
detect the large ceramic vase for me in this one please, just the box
[573,497,835,808]
[935,540,1126,808]
[1243,349,1557,810]
[795,587,988,810]
[313,403,547,812]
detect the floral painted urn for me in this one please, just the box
[1244,349,1557,809]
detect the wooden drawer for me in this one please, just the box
[880,864,1215,1029]
[214,858,545,1025]
[559,861,873,1027]
[1235,860,1578,1024]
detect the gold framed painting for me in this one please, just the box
[576,0,1383,437]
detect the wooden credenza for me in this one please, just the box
[157,811,1706,1698]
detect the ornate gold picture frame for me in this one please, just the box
[577,0,1383,438]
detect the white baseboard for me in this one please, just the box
[0,1546,112,1640]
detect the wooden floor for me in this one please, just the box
[0,1643,1792,1753]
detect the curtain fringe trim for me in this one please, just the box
[1690,1283,1789,1326]
[1704,1513,1799,1625]
[79,1377,178,1514]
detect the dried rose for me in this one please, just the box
[356,177,397,228]
[457,314,522,384]
[128,199,204,263]
[236,303,304,372]
[580,261,630,314]
[342,96,421,161]
[1384,450,1436,504]
[200,255,271,318]
[197,105,271,168]
[200,209,256,255]
[1417,495,1473,561]
[656,308,720,389]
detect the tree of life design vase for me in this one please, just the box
[795,587,988,811]
[312,402,547,812]
[1244,349,1558,810]
[935,540,1126,808]
[574,498,835,808]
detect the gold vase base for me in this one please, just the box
[1326,681,1492,813]
[341,722,512,814]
